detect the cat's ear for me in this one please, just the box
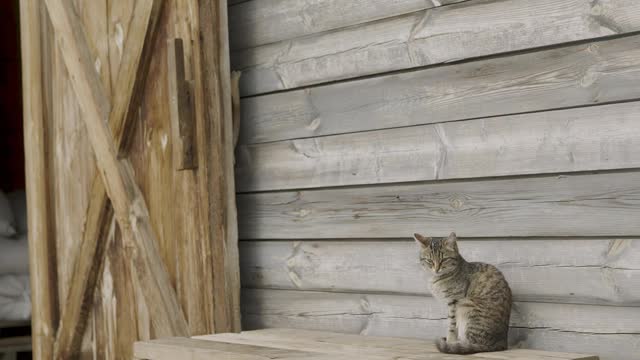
[445,232,458,249]
[414,233,431,247]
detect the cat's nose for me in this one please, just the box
[434,263,441,273]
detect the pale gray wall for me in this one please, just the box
[230,1,640,359]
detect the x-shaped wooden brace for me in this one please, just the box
[43,0,189,358]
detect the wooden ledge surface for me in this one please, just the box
[134,328,600,360]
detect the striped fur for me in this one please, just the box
[414,232,512,354]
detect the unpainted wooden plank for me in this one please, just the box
[167,38,197,170]
[239,328,439,353]
[52,0,167,358]
[228,0,468,50]
[238,172,640,239]
[196,333,500,359]
[199,331,595,360]
[134,337,318,360]
[475,349,597,360]
[241,290,640,335]
[242,289,634,359]
[239,34,640,144]
[196,0,242,333]
[106,0,136,89]
[240,239,640,306]
[237,102,640,191]
[199,333,437,358]
[232,71,242,148]
[225,329,598,360]
[19,2,58,359]
[233,0,640,96]
[44,0,188,338]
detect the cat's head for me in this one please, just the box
[414,232,461,275]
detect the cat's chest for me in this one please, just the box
[430,277,466,301]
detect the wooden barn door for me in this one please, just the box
[20,0,240,359]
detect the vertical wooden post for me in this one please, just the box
[20,1,59,359]
[197,0,242,332]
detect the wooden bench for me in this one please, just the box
[134,328,599,360]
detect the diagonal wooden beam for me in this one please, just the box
[44,0,189,349]
[51,1,166,357]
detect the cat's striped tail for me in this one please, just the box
[435,338,506,354]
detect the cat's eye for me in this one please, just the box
[421,258,433,266]
[442,258,454,264]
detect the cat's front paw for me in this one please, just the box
[435,337,447,352]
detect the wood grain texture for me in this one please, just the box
[241,289,639,360]
[44,0,189,338]
[196,0,242,332]
[233,0,640,96]
[137,329,599,360]
[168,38,197,170]
[238,171,640,239]
[240,239,640,306]
[52,1,166,358]
[135,337,325,360]
[237,102,640,191]
[19,2,59,358]
[239,34,640,144]
[209,329,599,360]
[232,71,242,148]
[199,329,599,360]
[228,0,468,50]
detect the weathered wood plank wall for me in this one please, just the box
[230,0,640,359]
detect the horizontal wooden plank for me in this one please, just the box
[229,0,467,50]
[236,102,640,191]
[237,171,640,239]
[198,329,598,360]
[240,239,640,306]
[134,337,322,360]
[239,34,640,144]
[241,289,640,360]
[232,0,640,96]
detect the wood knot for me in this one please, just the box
[449,194,466,209]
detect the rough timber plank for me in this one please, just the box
[227,329,597,360]
[233,0,640,96]
[52,1,165,358]
[237,102,640,191]
[134,337,323,360]
[213,329,599,360]
[19,2,58,358]
[240,239,640,306]
[196,0,242,333]
[241,290,628,359]
[134,328,599,360]
[241,290,640,336]
[228,0,468,50]
[237,172,640,239]
[197,329,599,359]
[239,34,640,144]
[44,0,188,338]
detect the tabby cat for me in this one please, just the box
[414,232,512,354]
